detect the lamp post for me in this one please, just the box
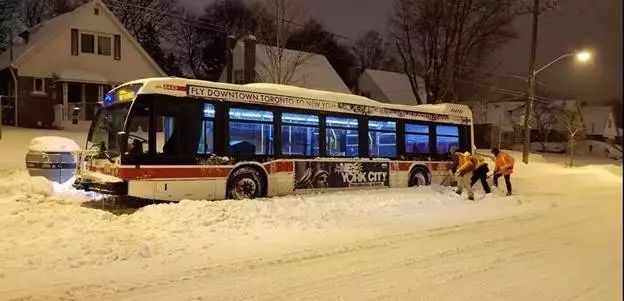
[521,50,592,164]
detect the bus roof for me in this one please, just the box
[117,77,473,124]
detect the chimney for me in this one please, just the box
[243,34,256,84]
[351,67,364,95]
[225,35,237,84]
[18,31,30,44]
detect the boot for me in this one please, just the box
[506,192,512,196]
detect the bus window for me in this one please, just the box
[368,120,396,158]
[228,108,274,155]
[156,100,203,157]
[282,112,319,156]
[405,123,429,154]
[126,102,150,155]
[326,116,358,157]
[435,125,459,154]
[197,103,215,154]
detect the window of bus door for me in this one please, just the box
[228,108,274,155]
[281,112,320,156]
[326,116,359,157]
[435,125,460,155]
[126,102,150,156]
[197,103,215,154]
[368,120,396,158]
[156,99,203,158]
[405,123,430,154]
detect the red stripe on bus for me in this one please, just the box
[117,167,231,180]
[264,161,294,174]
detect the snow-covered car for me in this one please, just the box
[25,136,80,184]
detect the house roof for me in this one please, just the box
[233,42,350,94]
[360,69,424,105]
[0,0,165,76]
[581,105,614,135]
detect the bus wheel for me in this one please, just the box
[229,168,263,200]
[409,169,429,187]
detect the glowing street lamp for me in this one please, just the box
[521,50,593,164]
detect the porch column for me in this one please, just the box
[81,83,86,120]
[97,84,103,102]
[62,82,68,120]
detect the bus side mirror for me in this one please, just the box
[117,131,128,153]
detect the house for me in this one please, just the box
[580,105,618,141]
[219,36,350,94]
[467,99,582,149]
[0,0,165,128]
[356,69,427,105]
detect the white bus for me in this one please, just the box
[74,77,474,201]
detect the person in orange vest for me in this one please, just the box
[469,153,491,194]
[491,148,514,196]
[449,147,475,200]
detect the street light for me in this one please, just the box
[521,50,592,164]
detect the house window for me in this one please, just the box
[33,78,45,94]
[80,33,95,53]
[98,36,111,56]
[114,35,121,60]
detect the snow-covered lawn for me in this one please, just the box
[0,126,621,300]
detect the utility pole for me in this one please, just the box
[522,0,539,164]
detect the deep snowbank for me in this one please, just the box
[0,166,551,275]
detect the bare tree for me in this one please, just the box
[0,0,20,52]
[533,102,559,152]
[171,0,261,80]
[554,106,584,167]
[105,0,176,41]
[390,0,517,104]
[390,0,424,104]
[171,12,205,78]
[352,30,399,71]
[255,0,317,85]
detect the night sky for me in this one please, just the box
[183,0,622,103]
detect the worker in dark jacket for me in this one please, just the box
[469,153,491,194]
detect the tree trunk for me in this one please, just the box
[569,137,575,167]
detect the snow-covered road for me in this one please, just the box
[0,125,621,300]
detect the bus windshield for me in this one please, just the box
[87,103,131,154]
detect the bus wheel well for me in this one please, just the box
[408,165,431,187]
[227,165,268,198]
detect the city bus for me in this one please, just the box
[74,77,474,201]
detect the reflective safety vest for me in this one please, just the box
[455,152,474,175]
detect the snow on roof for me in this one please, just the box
[361,69,423,105]
[0,10,74,70]
[581,106,614,135]
[57,70,109,84]
[0,0,165,75]
[239,42,350,94]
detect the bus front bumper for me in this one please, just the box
[73,178,128,195]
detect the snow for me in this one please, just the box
[27,136,81,153]
[0,127,621,300]
[0,126,86,168]
[358,69,423,105]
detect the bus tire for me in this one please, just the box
[408,168,430,187]
[228,167,264,200]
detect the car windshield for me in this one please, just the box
[87,103,131,155]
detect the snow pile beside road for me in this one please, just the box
[0,169,549,274]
